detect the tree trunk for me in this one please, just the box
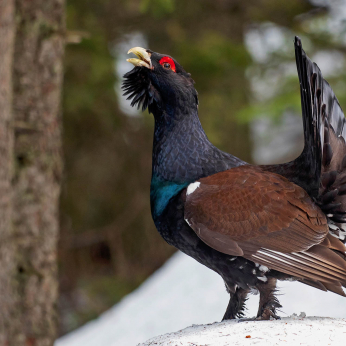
[0,0,15,343]
[9,0,64,344]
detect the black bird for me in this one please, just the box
[122,37,346,320]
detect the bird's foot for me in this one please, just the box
[236,308,281,323]
[257,307,281,321]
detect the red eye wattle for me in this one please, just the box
[159,57,176,72]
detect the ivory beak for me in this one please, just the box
[126,47,152,69]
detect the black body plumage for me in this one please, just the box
[122,38,346,320]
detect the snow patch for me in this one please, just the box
[186,182,200,195]
[139,317,346,346]
[56,252,346,346]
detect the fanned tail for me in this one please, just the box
[294,36,323,197]
[294,36,346,241]
[260,37,346,296]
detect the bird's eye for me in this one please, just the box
[159,57,176,72]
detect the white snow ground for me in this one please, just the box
[139,316,346,346]
[56,252,346,346]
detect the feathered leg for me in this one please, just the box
[256,277,282,320]
[222,287,249,320]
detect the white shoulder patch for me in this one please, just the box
[186,182,200,196]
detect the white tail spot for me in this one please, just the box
[257,276,268,282]
[259,265,269,273]
[187,182,200,195]
[328,223,339,231]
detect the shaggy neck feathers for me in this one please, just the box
[152,106,210,184]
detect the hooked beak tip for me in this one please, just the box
[126,47,152,69]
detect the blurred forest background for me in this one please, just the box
[55,0,346,337]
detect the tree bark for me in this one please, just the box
[10,0,65,344]
[0,0,16,343]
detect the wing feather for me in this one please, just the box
[184,165,346,294]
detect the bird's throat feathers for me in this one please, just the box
[150,107,212,218]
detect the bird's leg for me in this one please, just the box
[222,286,249,320]
[256,277,281,320]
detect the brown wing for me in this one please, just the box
[184,165,346,295]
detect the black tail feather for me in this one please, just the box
[294,36,324,197]
[294,36,346,232]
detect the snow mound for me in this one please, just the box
[56,253,346,346]
[139,316,346,346]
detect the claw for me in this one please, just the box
[258,307,281,321]
[236,309,281,322]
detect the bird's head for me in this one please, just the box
[122,47,198,115]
